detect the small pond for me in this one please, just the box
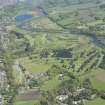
[15,14,33,21]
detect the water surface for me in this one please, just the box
[15,14,33,21]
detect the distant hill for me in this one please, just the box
[0,0,26,8]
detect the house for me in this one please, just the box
[90,94,97,100]
[73,100,82,105]
[73,88,85,97]
[56,95,68,102]
[58,74,64,80]
[76,88,85,93]
[96,24,105,30]
[0,60,3,63]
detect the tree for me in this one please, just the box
[67,95,73,105]
[2,51,18,105]
[40,48,49,58]
[40,91,55,105]
[82,78,92,89]
[40,100,48,105]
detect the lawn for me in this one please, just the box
[22,62,51,73]
[86,98,105,105]
[41,75,69,91]
[41,76,61,91]
[79,69,105,91]
[91,70,105,91]
[17,57,52,73]
[14,100,40,105]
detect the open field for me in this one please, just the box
[91,70,105,91]
[79,69,105,91]
[41,76,61,91]
[17,57,53,73]
[14,100,40,105]
[86,98,105,105]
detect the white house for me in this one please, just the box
[56,95,68,102]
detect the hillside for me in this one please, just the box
[0,0,105,105]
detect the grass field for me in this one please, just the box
[14,100,40,105]
[79,69,105,91]
[91,70,105,91]
[86,98,105,105]
[17,57,53,73]
[41,76,61,91]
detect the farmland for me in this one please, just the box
[0,0,105,105]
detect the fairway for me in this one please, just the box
[86,98,105,105]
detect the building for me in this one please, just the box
[56,95,68,102]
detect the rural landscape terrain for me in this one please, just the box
[0,0,105,105]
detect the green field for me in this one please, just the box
[41,76,61,91]
[86,98,105,105]
[79,69,105,91]
[17,57,53,73]
[14,100,40,105]
[91,70,105,91]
